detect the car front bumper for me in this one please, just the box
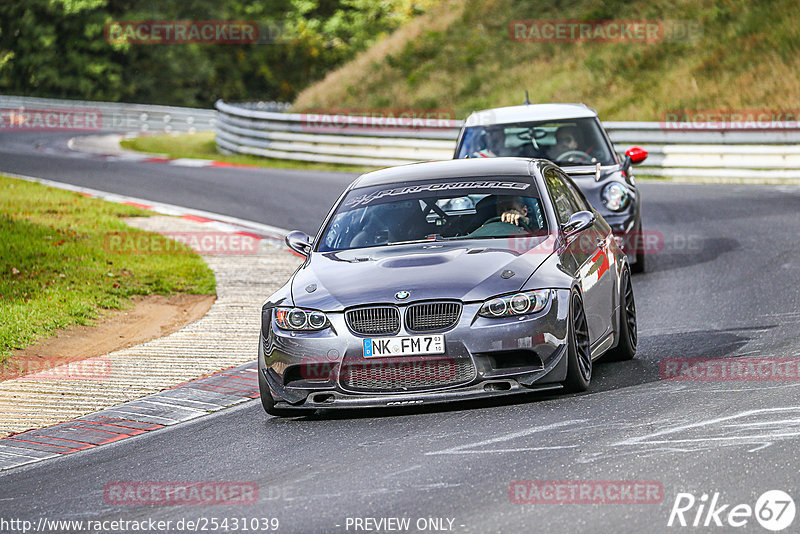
[259,289,572,410]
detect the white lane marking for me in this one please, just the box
[425,419,585,455]
[432,446,579,454]
[383,465,422,478]
[614,406,800,447]
[0,171,290,239]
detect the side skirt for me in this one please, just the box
[590,331,615,360]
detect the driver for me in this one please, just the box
[547,125,583,160]
[497,195,530,228]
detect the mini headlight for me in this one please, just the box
[274,307,329,331]
[602,182,630,211]
[479,289,551,318]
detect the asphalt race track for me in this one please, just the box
[2,132,800,533]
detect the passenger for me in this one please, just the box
[472,128,511,157]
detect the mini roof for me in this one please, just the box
[464,103,598,127]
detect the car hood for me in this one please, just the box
[290,238,555,310]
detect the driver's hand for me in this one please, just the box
[501,209,529,228]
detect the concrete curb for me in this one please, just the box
[0,362,261,471]
[69,133,267,170]
[0,178,304,469]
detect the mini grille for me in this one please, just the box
[340,357,475,392]
[405,302,462,332]
[345,306,400,336]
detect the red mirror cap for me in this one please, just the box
[626,146,648,164]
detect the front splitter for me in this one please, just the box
[275,380,564,410]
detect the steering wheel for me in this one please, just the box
[481,216,533,232]
[554,150,594,164]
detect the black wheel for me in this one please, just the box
[604,269,637,361]
[258,367,312,417]
[562,291,592,392]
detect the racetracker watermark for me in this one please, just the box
[506,231,701,256]
[301,356,458,383]
[104,232,259,255]
[0,108,101,132]
[509,480,663,504]
[14,357,112,380]
[104,20,266,45]
[104,482,258,505]
[661,109,800,130]
[661,357,800,381]
[300,108,457,133]
[509,20,701,43]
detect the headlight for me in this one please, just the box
[602,182,630,211]
[274,307,330,331]
[479,289,551,318]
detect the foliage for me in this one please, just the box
[293,0,800,120]
[0,0,438,106]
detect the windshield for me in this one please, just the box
[455,117,616,166]
[318,178,548,252]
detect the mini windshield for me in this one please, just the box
[318,178,548,252]
[455,117,616,166]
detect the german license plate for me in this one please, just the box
[363,335,445,358]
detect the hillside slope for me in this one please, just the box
[293,0,800,120]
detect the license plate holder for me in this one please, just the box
[363,334,445,358]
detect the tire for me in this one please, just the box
[562,290,592,392]
[604,268,637,361]
[258,367,312,417]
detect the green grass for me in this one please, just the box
[120,132,376,173]
[293,0,800,120]
[0,175,216,363]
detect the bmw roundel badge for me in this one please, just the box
[395,290,410,300]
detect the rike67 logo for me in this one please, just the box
[668,490,795,531]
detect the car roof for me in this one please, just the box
[464,103,598,127]
[351,157,550,189]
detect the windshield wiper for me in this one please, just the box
[387,235,445,246]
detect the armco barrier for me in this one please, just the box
[215,100,800,180]
[214,100,460,167]
[3,95,798,180]
[1,95,217,134]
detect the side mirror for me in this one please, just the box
[285,230,312,257]
[562,211,596,236]
[621,146,648,174]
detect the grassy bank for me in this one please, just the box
[120,132,374,173]
[0,175,216,363]
[293,0,800,120]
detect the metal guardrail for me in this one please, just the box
[216,100,800,179]
[5,96,796,179]
[1,95,216,134]
[214,100,461,167]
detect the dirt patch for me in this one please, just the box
[0,293,215,381]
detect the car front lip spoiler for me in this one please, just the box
[274,379,564,410]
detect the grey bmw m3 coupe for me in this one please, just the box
[258,157,637,416]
